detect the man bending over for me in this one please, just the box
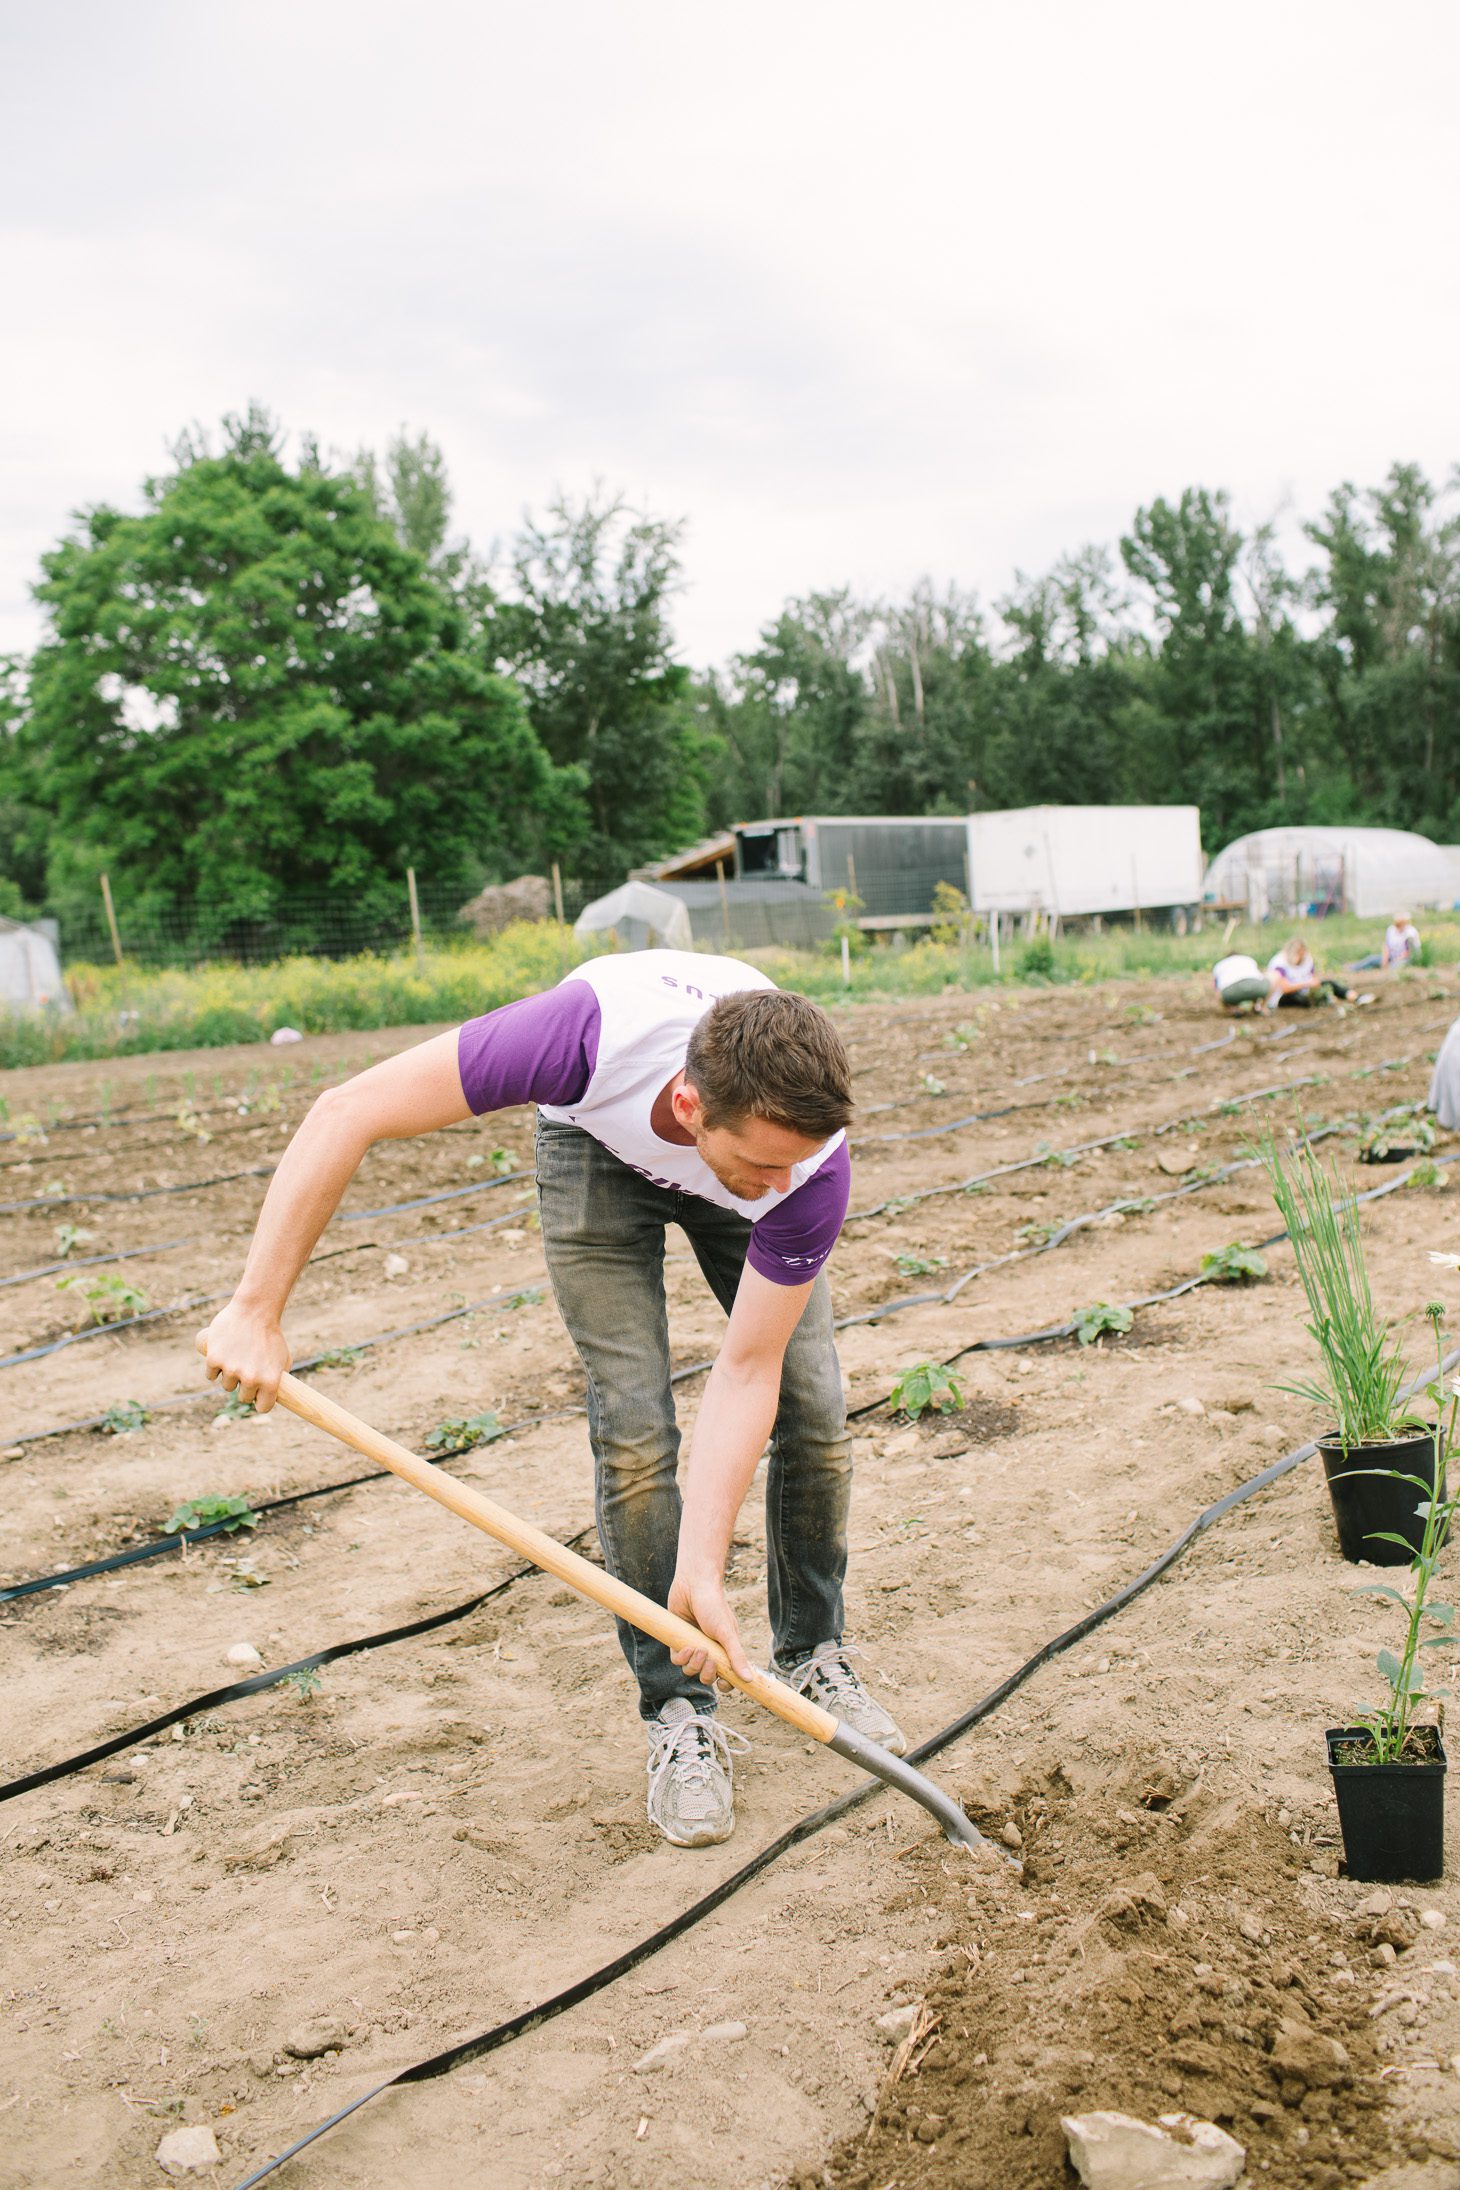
[196,949,905,1848]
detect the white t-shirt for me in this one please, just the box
[1267,950,1317,987]
[1386,923,1420,963]
[1213,954,1262,990]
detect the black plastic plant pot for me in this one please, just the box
[1327,1725,1447,1883]
[1319,1430,1441,1566]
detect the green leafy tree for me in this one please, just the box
[497,490,704,887]
[698,590,869,822]
[11,407,582,949]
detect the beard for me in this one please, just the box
[695,1138,774,1202]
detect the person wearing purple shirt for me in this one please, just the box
[197,949,905,1849]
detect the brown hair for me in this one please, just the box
[684,989,853,1139]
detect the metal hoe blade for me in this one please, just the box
[827,1722,1017,1860]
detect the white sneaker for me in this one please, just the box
[778,1642,909,1757]
[645,1699,747,1848]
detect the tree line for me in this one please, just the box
[1,403,1456,951]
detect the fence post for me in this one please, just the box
[551,862,565,925]
[990,908,1001,976]
[99,873,124,967]
[406,867,424,975]
[716,859,731,946]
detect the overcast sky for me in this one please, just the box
[2,1,1457,671]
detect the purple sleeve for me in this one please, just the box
[457,983,600,1114]
[747,1139,850,1287]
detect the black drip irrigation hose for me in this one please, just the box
[0,1164,279,1216]
[0,1534,595,1805]
[0,1236,199,1291]
[0,1130,1343,1597]
[4,1286,549,1447]
[8,1145,1446,1770]
[0,1197,538,1371]
[220,1337,1460,2190]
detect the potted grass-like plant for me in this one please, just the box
[1260,1131,1439,1565]
[1328,1304,1455,1882]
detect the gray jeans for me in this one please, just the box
[535,1117,852,1718]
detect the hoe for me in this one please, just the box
[275,1372,1000,1855]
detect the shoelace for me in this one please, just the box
[645,1712,749,1806]
[783,1642,881,1714]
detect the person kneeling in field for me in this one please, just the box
[196,950,905,1849]
[1266,936,1369,1010]
[1211,951,1269,1012]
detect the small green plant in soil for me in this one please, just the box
[315,1345,365,1369]
[280,1666,323,1701]
[56,1270,149,1325]
[1200,1243,1270,1285]
[1407,1160,1447,1191]
[425,1410,504,1455]
[1017,1220,1060,1247]
[919,1073,947,1097]
[216,1391,255,1422]
[889,1362,965,1420]
[100,1399,149,1436]
[1037,1140,1079,1169]
[894,1253,947,1277]
[490,1146,519,1174]
[53,1222,93,1259]
[1361,1114,1436,1163]
[1258,1129,1410,1445]
[1345,1305,1459,1763]
[165,1494,259,1535]
[1073,1302,1134,1346]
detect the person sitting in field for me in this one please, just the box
[1429,1015,1460,1130]
[1351,912,1422,973]
[1212,952,1269,1012]
[1266,936,1369,1008]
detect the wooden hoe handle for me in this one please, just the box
[274,1371,838,1744]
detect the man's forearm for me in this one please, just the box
[233,1089,371,1319]
[678,1356,781,1577]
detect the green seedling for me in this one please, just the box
[1199,1243,1270,1285]
[57,1271,149,1325]
[53,1223,94,1259]
[175,1102,212,1144]
[14,1113,47,1144]
[508,1287,544,1309]
[1115,1196,1157,1216]
[1407,1160,1446,1191]
[425,1410,504,1456]
[315,1345,365,1369]
[1053,1090,1087,1111]
[216,1391,255,1422]
[889,1361,965,1420]
[1017,1220,1060,1247]
[1037,1141,1079,1169]
[1072,1302,1134,1347]
[920,1074,947,1097]
[894,1253,947,1277]
[1362,1115,1436,1163]
[100,1400,149,1436]
[281,1667,323,1701]
[1125,1004,1160,1026]
[42,1179,69,1198]
[165,1495,259,1535]
[1347,1305,1460,1763]
[490,1147,518,1174]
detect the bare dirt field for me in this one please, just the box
[6,965,1460,2190]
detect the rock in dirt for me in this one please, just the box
[1000,1820,1024,1849]
[876,2004,920,2038]
[284,2016,347,2059]
[1368,1906,1421,1952]
[1269,2018,1350,2091]
[1176,1396,1206,1417]
[1061,2110,1244,2189]
[383,1253,410,1280]
[1101,1872,1168,1928]
[156,2124,222,2175]
[225,1642,263,1668]
[701,2021,748,2044]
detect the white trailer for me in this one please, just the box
[964,806,1203,920]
